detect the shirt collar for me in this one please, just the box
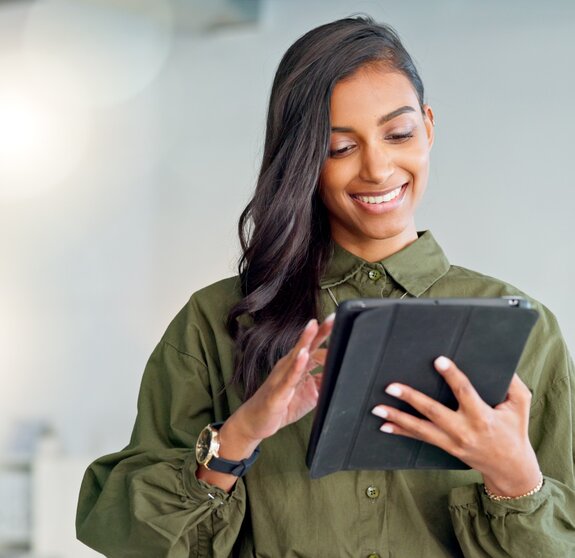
[319,231,450,297]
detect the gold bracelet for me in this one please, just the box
[483,474,544,501]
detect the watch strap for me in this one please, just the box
[206,446,261,477]
[202,422,261,477]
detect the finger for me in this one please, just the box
[300,318,320,345]
[309,313,336,353]
[276,319,325,388]
[283,347,311,388]
[312,372,323,390]
[296,370,323,399]
[434,356,487,413]
[308,348,327,368]
[372,405,453,449]
[271,320,317,383]
[270,319,319,387]
[289,319,319,362]
[499,373,532,409]
[383,382,458,431]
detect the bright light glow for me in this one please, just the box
[0,0,173,200]
[0,58,91,200]
[23,0,174,108]
[0,96,51,165]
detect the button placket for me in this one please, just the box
[358,472,386,558]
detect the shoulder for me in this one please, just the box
[439,265,563,345]
[159,276,242,362]
[438,264,572,394]
[190,276,243,316]
[439,263,563,347]
[438,264,528,298]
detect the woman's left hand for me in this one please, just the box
[372,356,541,498]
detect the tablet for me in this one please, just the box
[306,297,538,479]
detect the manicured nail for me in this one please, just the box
[435,356,450,372]
[385,384,402,397]
[380,424,394,433]
[324,312,336,323]
[305,319,317,330]
[371,406,388,419]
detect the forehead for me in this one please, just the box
[330,69,420,124]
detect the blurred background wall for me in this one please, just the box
[0,0,573,556]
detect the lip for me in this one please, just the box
[351,184,406,198]
[350,183,408,214]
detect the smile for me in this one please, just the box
[352,185,405,205]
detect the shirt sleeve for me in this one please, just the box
[447,305,575,557]
[76,338,247,558]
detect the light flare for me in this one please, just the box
[0,59,90,200]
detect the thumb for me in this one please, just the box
[500,374,532,410]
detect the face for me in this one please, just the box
[319,67,434,262]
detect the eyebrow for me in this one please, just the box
[331,105,416,133]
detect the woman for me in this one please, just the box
[76,16,575,557]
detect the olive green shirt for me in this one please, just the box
[76,231,575,557]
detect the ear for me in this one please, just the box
[422,104,435,149]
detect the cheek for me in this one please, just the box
[402,144,430,180]
[319,162,354,195]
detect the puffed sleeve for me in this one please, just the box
[76,337,246,557]
[448,305,575,557]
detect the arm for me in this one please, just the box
[448,370,575,557]
[77,314,334,557]
[76,341,247,558]
[371,306,575,557]
[196,317,333,491]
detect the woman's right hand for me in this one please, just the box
[196,315,334,490]
[232,315,334,442]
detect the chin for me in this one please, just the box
[362,221,412,242]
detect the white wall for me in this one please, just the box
[0,0,574,554]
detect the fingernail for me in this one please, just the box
[380,424,394,433]
[304,319,317,330]
[371,406,388,419]
[385,384,402,397]
[324,312,336,323]
[435,356,450,371]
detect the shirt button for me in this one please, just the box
[365,485,380,499]
[367,269,381,281]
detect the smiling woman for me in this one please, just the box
[320,69,434,261]
[76,16,575,558]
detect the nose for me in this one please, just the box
[358,143,394,184]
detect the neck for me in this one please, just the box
[333,226,419,262]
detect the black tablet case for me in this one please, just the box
[307,298,538,479]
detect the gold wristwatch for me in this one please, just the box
[195,422,260,477]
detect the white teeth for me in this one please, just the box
[356,186,401,204]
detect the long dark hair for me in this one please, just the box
[227,16,425,399]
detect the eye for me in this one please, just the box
[385,130,414,144]
[329,143,356,158]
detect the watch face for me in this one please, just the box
[195,427,213,464]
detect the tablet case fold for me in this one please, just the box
[306,298,538,479]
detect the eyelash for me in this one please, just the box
[330,145,354,157]
[329,131,414,158]
[386,132,413,143]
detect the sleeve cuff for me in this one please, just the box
[448,478,550,517]
[181,452,244,510]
